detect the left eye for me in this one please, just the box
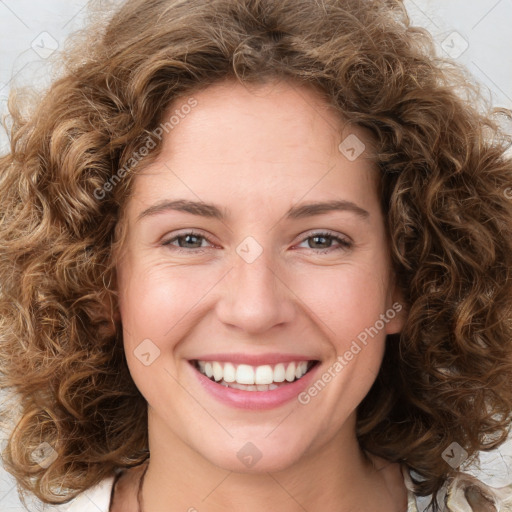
[296,232,352,252]
[161,231,352,253]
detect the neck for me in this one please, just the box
[140,409,407,512]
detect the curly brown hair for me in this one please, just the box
[1,0,512,509]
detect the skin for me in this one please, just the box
[114,78,408,511]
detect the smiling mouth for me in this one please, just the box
[191,359,319,391]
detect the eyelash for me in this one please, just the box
[161,230,353,254]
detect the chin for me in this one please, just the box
[193,433,312,474]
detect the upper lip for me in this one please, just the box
[190,353,319,366]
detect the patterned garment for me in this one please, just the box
[403,468,512,511]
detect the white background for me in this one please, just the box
[1,0,512,510]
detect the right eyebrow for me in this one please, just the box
[137,199,227,222]
[136,198,370,223]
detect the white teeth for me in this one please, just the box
[212,361,223,382]
[285,363,296,382]
[255,365,273,385]
[236,364,255,384]
[223,362,236,382]
[195,359,313,387]
[295,361,308,379]
[216,381,281,392]
[273,363,286,382]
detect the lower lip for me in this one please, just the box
[191,362,320,410]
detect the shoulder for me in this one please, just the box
[402,466,512,511]
[48,463,147,512]
[44,475,117,512]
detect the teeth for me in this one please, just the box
[223,362,236,382]
[195,360,312,386]
[273,363,286,382]
[212,361,223,382]
[236,364,255,384]
[285,363,296,382]
[255,365,273,385]
[295,363,305,379]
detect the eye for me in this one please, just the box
[161,230,352,254]
[161,231,213,253]
[296,231,353,253]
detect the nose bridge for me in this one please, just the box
[216,236,295,334]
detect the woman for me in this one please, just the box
[1,0,511,510]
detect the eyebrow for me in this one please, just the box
[136,198,370,222]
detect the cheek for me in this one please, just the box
[118,259,199,334]
[116,263,199,402]
[294,265,390,420]
[117,261,221,378]
[291,261,391,344]
[292,262,391,404]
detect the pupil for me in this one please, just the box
[311,235,329,249]
[182,234,200,248]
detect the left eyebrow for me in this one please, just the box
[136,199,370,222]
[286,200,370,221]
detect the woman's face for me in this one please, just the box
[115,78,404,473]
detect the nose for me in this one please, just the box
[215,244,296,336]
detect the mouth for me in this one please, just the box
[191,359,319,392]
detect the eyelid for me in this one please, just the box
[296,228,352,244]
[293,230,353,252]
[161,229,216,249]
[161,228,353,253]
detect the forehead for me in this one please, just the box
[127,78,380,217]
[161,78,372,159]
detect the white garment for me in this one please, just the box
[44,476,115,512]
